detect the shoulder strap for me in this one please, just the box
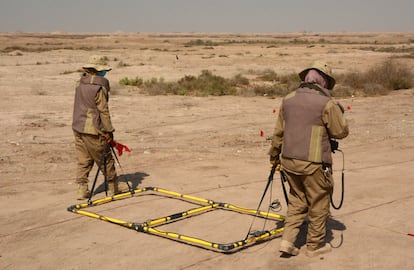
[299,82,331,98]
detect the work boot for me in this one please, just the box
[306,244,332,257]
[77,183,90,200]
[108,181,129,196]
[279,240,299,256]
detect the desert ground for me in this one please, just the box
[0,32,413,270]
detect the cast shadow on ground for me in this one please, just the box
[93,172,149,195]
[280,216,346,258]
[294,216,346,248]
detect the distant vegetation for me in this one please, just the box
[118,60,413,97]
[334,60,413,97]
[120,70,249,96]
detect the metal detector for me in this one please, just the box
[87,142,131,203]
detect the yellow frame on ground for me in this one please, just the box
[67,186,285,253]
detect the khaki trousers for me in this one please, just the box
[282,166,332,250]
[74,131,117,184]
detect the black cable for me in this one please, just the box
[244,165,276,240]
[279,170,289,206]
[88,143,109,203]
[110,145,132,190]
[330,149,345,210]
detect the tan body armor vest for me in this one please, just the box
[72,74,110,135]
[282,85,332,165]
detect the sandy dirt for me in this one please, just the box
[0,32,413,270]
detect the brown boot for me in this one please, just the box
[77,183,90,200]
[306,244,332,257]
[279,240,299,256]
[108,181,129,196]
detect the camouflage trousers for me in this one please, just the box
[281,166,333,251]
[73,131,117,184]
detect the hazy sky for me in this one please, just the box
[1,0,413,33]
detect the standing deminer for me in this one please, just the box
[72,55,128,200]
[268,61,349,257]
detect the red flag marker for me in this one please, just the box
[272,109,276,113]
[111,141,131,156]
[347,105,351,111]
[260,130,264,137]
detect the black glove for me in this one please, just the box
[103,132,114,143]
[330,139,339,153]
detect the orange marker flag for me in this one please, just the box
[111,141,131,156]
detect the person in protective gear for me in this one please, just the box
[72,55,128,200]
[268,61,349,257]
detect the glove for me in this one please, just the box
[330,139,339,153]
[103,132,114,144]
[270,156,281,171]
[270,154,279,164]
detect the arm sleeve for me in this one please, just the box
[95,87,115,133]
[268,105,284,161]
[323,100,349,139]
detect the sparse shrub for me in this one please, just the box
[279,73,301,86]
[184,39,218,47]
[331,86,354,97]
[360,83,390,96]
[134,70,249,96]
[119,76,143,87]
[117,59,411,97]
[231,74,250,86]
[196,70,234,96]
[365,59,413,90]
[257,69,278,82]
[177,88,189,95]
[117,61,131,67]
[252,84,292,97]
[144,80,175,95]
[144,77,161,87]
[337,59,413,95]
[338,72,364,90]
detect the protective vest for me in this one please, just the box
[282,84,332,164]
[72,74,110,135]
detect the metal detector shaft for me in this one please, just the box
[244,164,277,240]
[88,143,109,202]
[109,144,132,191]
[279,170,289,205]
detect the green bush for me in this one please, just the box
[119,76,143,86]
[133,70,250,96]
[117,60,412,97]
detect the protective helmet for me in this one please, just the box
[299,61,335,89]
[82,55,112,72]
